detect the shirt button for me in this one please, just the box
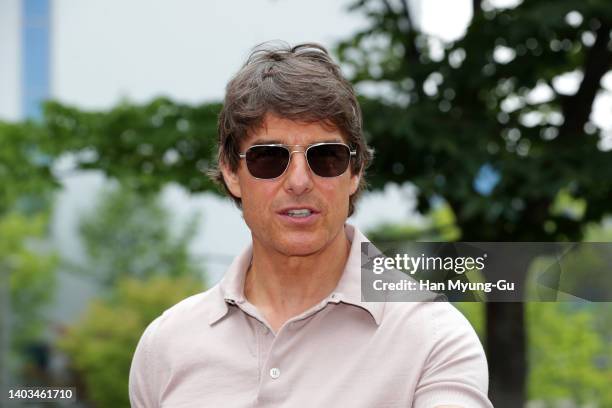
[269,367,281,379]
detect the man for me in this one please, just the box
[129,42,492,408]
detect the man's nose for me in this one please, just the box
[283,151,313,195]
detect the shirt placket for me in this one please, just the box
[247,293,343,407]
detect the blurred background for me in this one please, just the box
[1,0,611,407]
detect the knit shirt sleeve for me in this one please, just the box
[413,303,493,408]
[129,317,162,408]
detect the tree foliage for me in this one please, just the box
[527,303,612,407]
[77,185,201,286]
[337,0,612,241]
[59,183,205,406]
[0,121,58,214]
[59,276,204,408]
[43,98,221,194]
[0,213,57,352]
[456,301,612,407]
[367,204,460,242]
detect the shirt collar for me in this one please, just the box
[333,224,384,325]
[209,223,384,326]
[207,244,252,325]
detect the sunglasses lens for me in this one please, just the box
[245,146,289,179]
[307,144,351,177]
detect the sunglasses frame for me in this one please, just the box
[238,142,357,180]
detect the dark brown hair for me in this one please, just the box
[210,41,373,216]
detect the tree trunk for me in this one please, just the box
[486,302,526,408]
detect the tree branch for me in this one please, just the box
[381,0,420,61]
[559,20,612,139]
[473,0,482,16]
[399,0,414,30]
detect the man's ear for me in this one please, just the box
[349,168,361,195]
[220,161,242,198]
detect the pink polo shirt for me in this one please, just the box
[129,225,492,407]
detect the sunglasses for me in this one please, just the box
[239,142,357,179]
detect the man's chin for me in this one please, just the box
[274,225,348,257]
[276,240,324,257]
[253,225,345,258]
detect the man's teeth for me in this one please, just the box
[286,209,312,217]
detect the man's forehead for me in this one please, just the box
[242,114,346,147]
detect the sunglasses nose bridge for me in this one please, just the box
[287,148,309,171]
[287,149,310,172]
[288,145,307,155]
[282,148,314,194]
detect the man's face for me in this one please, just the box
[221,113,361,257]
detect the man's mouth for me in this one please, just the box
[285,209,313,218]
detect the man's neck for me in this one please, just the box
[244,227,351,332]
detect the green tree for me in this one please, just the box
[456,301,612,406]
[527,303,612,407]
[0,119,60,396]
[77,186,201,286]
[0,213,57,364]
[60,184,205,406]
[368,203,460,242]
[59,276,204,407]
[0,121,57,215]
[337,1,612,405]
[42,98,221,194]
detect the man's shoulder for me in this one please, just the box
[145,284,223,339]
[380,301,479,346]
[385,302,490,406]
[383,300,474,329]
